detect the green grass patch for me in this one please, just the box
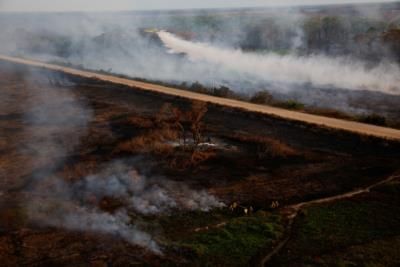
[317,235,400,267]
[277,100,305,110]
[357,114,387,127]
[275,189,400,266]
[178,212,284,266]
[157,209,236,241]
[373,181,400,195]
[296,201,400,254]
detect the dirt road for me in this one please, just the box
[1,55,400,141]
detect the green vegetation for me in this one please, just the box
[157,210,284,266]
[374,180,400,195]
[274,182,400,266]
[278,100,305,110]
[178,212,284,266]
[250,91,273,105]
[315,236,400,267]
[158,209,236,241]
[296,202,400,252]
[358,114,387,127]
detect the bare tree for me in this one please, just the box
[171,107,186,147]
[187,101,208,147]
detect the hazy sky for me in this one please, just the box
[0,0,396,12]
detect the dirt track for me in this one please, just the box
[1,55,400,141]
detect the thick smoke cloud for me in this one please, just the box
[20,70,223,254]
[158,31,400,95]
[0,0,396,12]
[0,3,399,116]
[1,7,399,94]
[28,159,224,253]
[72,160,225,215]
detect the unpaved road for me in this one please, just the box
[1,55,400,141]
[260,174,400,266]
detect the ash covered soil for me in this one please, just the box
[0,62,399,266]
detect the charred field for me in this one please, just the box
[1,61,400,267]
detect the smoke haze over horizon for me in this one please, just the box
[0,0,398,12]
[0,3,400,116]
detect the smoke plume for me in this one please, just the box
[21,70,223,254]
[72,160,225,215]
[27,159,224,253]
[158,31,400,95]
[1,4,400,116]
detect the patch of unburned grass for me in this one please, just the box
[373,180,400,196]
[318,235,400,267]
[295,201,400,252]
[277,100,305,110]
[156,209,235,241]
[172,211,284,266]
[275,183,400,266]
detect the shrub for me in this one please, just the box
[279,100,305,110]
[358,114,387,126]
[190,82,209,94]
[250,91,273,104]
[305,107,354,120]
[213,86,233,98]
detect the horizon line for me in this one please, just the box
[0,0,399,14]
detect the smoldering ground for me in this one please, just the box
[16,69,224,254]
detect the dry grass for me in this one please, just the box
[127,116,154,129]
[116,101,211,158]
[116,128,178,155]
[60,161,99,183]
[168,149,217,170]
[232,133,299,159]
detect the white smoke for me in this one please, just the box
[158,31,400,95]
[291,27,305,51]
[22,72,92,176]
[21,71,223,254]
[28,160,224,254]
[73,161,225,215]
[19,72,160,253]
[29,200,162,254]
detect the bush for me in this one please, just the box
[250,91,273,104]
[279,100,305,110]
[358,114,387,126]
[213,86,234,98]
[190,82,209,94]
